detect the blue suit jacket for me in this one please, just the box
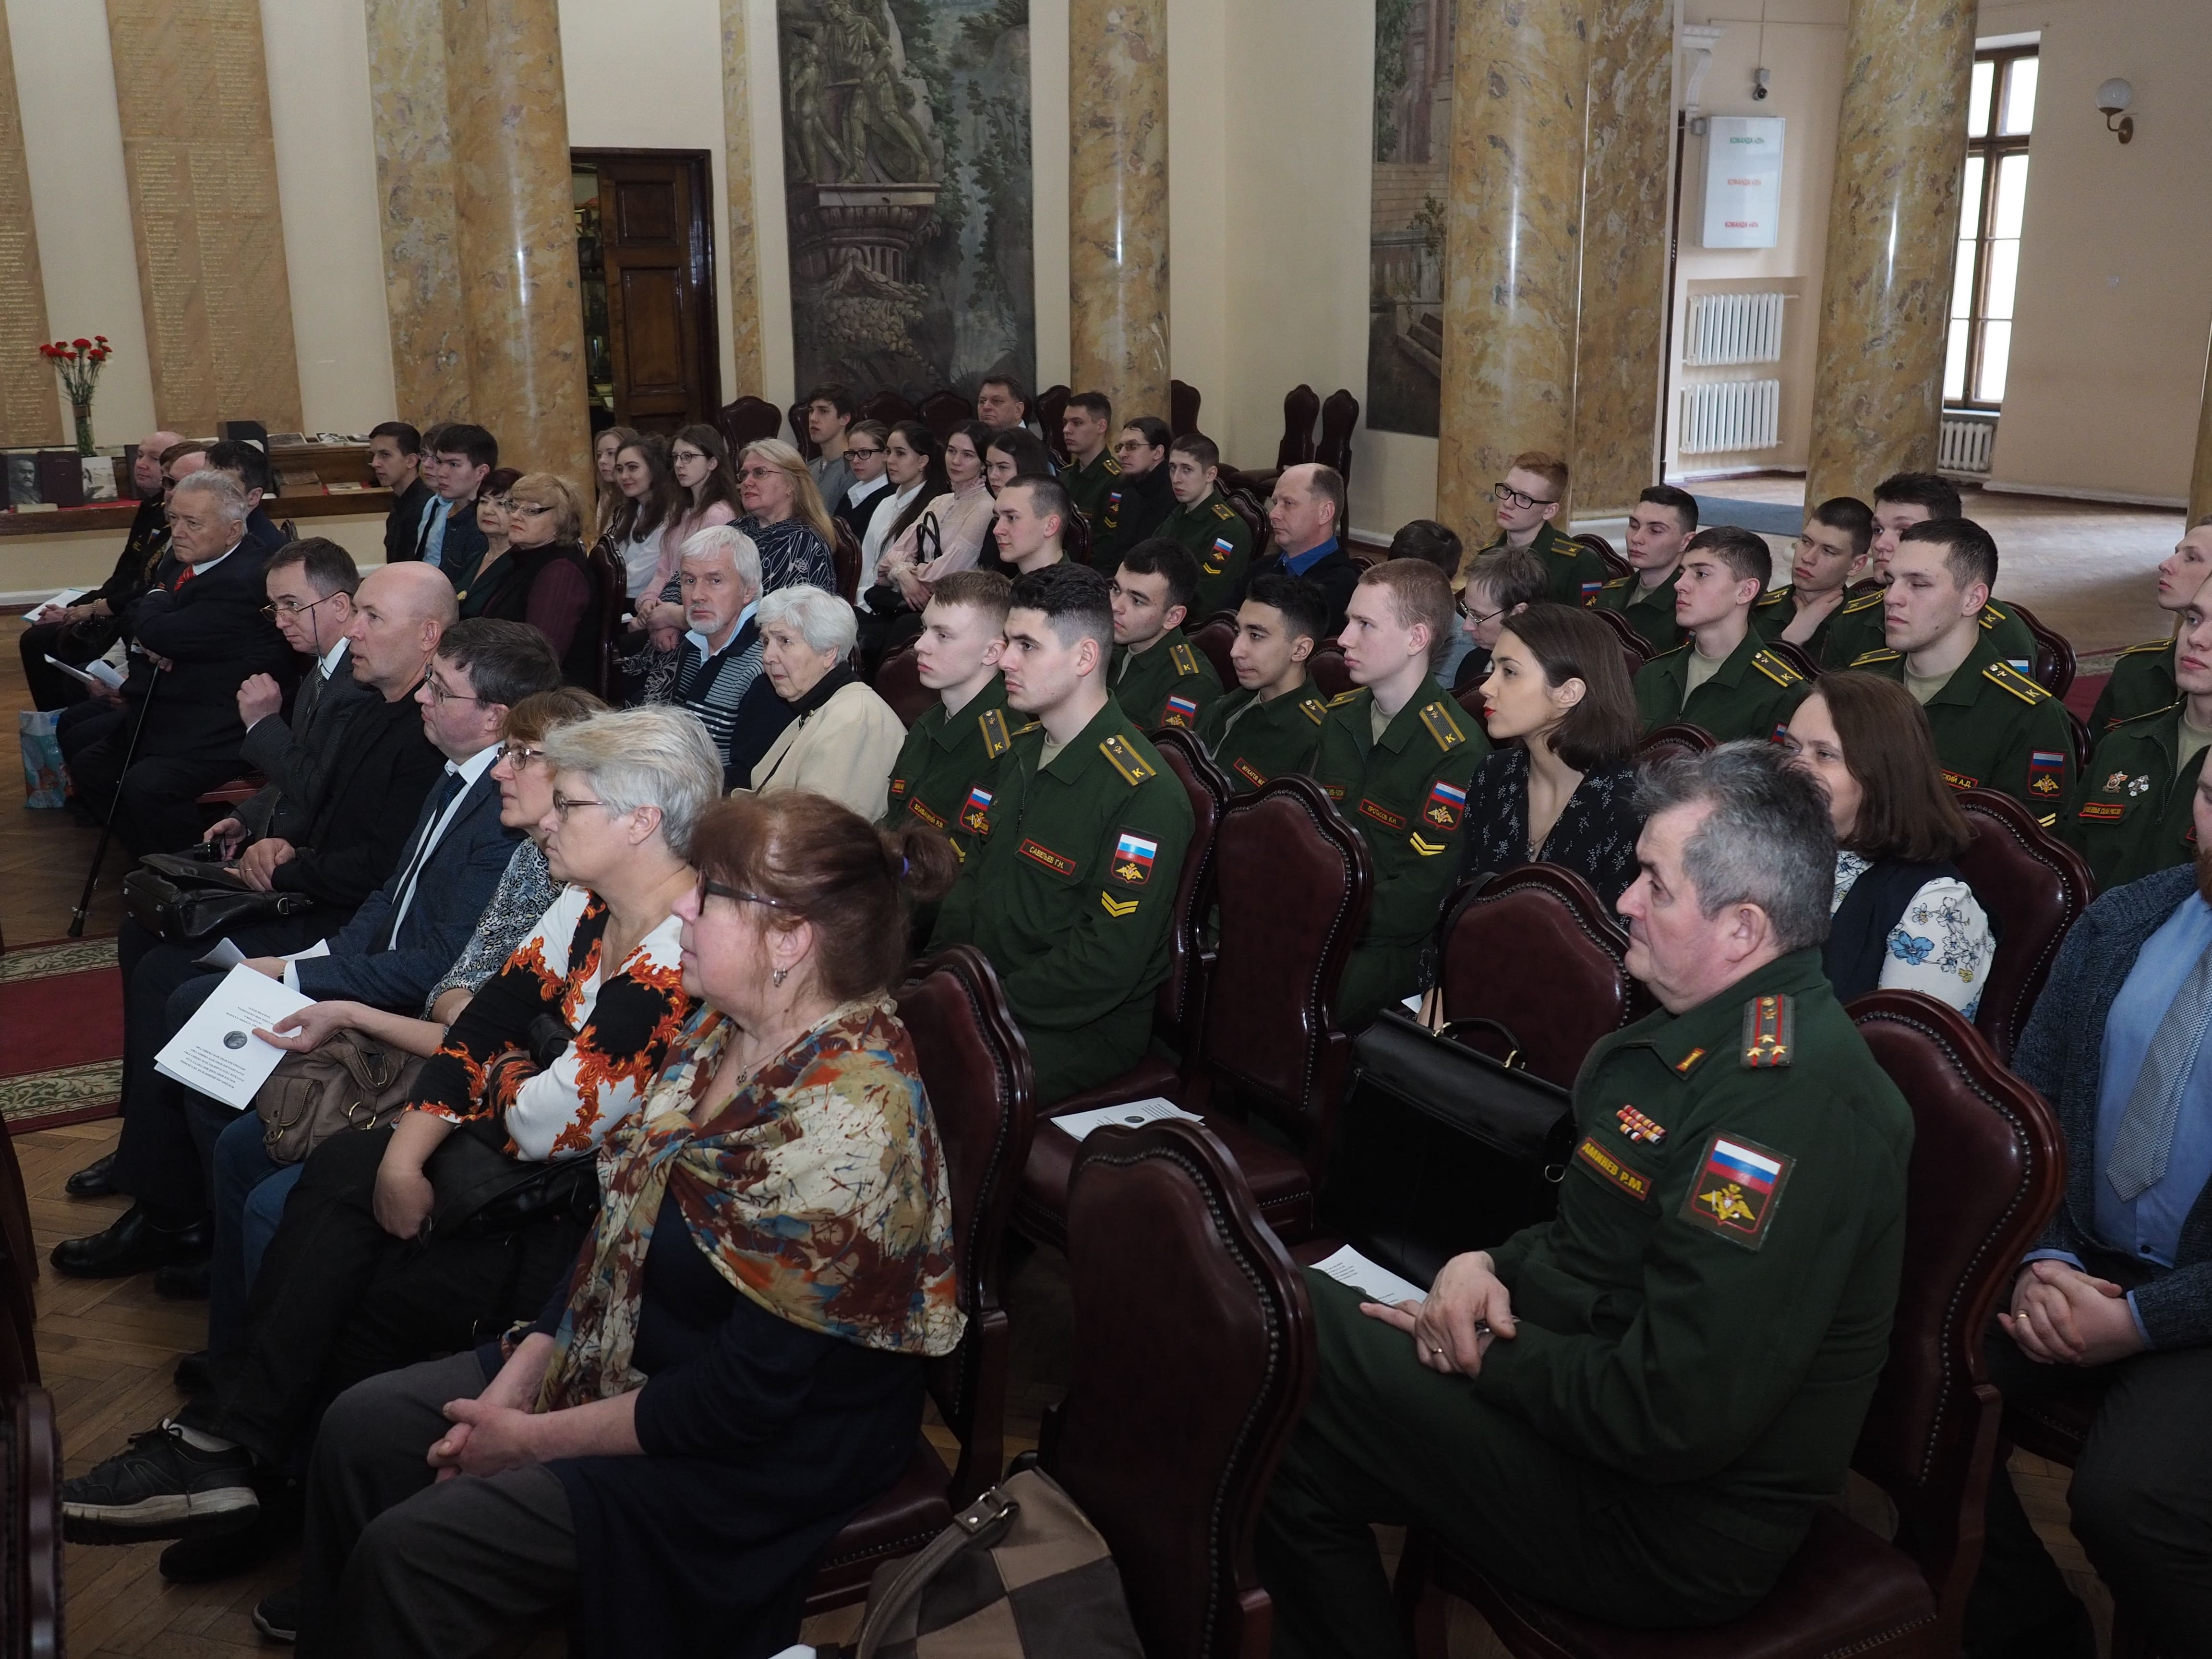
[292,762,522,1012]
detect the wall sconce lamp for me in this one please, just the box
[2098,78,2134,144]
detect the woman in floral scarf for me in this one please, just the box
[274,793,965,1659]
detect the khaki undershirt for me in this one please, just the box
[1372,700,1393,744]
[2180,713,2212,769]
[1903,666,1950,707]
[1683,649,1726,698]
[1217,695,1263,741]
[1039,735,1070,772]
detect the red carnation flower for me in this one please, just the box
[71,337,91,349]
[94,335,108,344]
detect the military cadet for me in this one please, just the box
[1198,572,1331,792]
[1469,450,1610,608]
[1107,539,1225,733]
[2086,517,2209,733]
[2059,572,2212,890]
[930,563,1194,1104]
[880,571,1027,863]
[1246,463,1361,636]
[1593,484,1698,654]
[1091,416,1178,570]
[1453,546,1548,695]
[1311,561,1492,1025]
[986,475,1071,576]
[1157,432,1251,620]
[1058,391,1119,535]
[1633,527,1810,741]
[1819,476,2036,672]
[1259,745,1912,1659]
[1754,495,1872,659]
[1850,519,2076,820]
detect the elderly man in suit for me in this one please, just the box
[1965,769,2212,1659]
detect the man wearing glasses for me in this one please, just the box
[1473,451,1610,608]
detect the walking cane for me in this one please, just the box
[68,666,160,938]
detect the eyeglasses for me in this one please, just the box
[423,680,485,706]
[550,793,605,817]
[508,501,554,517]
[1456,595,1504,624]
[263,594,337,619]
[736,466,781,482]
[1491,483,1558,512]
[670,448,707,465]
[495,742,547,769]
[699,878,794,910]
[846,445,884,458]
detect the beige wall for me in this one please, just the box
[0,511,387,602]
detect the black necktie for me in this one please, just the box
[296,665,327,733]
[378,770,468,950]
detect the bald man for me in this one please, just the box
[18,428,186,708]
[1245,463,1361,636]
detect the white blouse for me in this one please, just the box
[1831,850,1996,1019]
[616,523,666,602]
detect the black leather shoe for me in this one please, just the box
[50,1206,211,1279]
[154,1258,210,1300]
[64,1151,119,1199]
[172,1350,213,1396]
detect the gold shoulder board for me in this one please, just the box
[1010,718,1043,737]
[1850,649,1902,668]
[1299,697,1328,726]
[1102,455,1121,476]
[1418,700,1467,751]
[1170,641,1201,676]
[1984,661,2049,704]
[1842,590,1885,615]
[1751,650,1803,687]
[978,707,1012,759]
[1601,575,1631,590]
[2121,638,2169,656]
[1326,689,1363,708]
[1979,602,2009,629]
[1098,733,1157,785]
[1754,586,1789,607]
[1212,500,1236,520]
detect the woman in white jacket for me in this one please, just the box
[742,585,906,819]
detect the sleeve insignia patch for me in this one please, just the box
[1111,831,1159,885]
[1418,700,1467,751]
[1740,993,1794,1068]
[1170,641,1201,676]
[2078,801,2124,822]
[1579,581,1605,605]
[1358,797,1407,831]
[958,786,994,834]
[1323,783,1346,801]
[1984,661,2049,704]
[1752,650,1803,687]
[1683,1133,1792,1249]
[1018,838,1079,876]
[1300,697,1328,725]
[905,798,948,830]
[978,707,1013,759]
[1575,1136,1654,1202]
[1162,693,1201,727]
[1099,891,1140,918]
[2103,770,2129,793]
[1327,690,1363,707]
[1408,832,1450,856]
[1212,536,1237,555]
[1234,757,1267,788]
[2028,751,2067,796]
[1615,1104,1667,1145]
[1940,769,1980,791]
[1098,733,1157,785]
[1422,778,1467,830]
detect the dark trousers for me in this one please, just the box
[1255,1275,1795,1659]
[297,1351,575,1659]
[64,718,238,856]
[18,616,118,710]
[1970,1324,2212,1659]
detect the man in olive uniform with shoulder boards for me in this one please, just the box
[880,571,1031,864]
[1108,540,1224,733]
[1819,474,2037,672]
[1592,485,1696,655]
[1634,527,1810,741]
[1058,391,1120,535]
[2086,517,2209,733]
[1198,572,1330,792]
[1470,450,1610,608]
[930,563,1194,1104]
[1311,561,1491,1026]
[1157,432,1251,620]
[1850,519,2076,821]
[1754,496,1873,661]
[2060,572,2212,890]
[1259,745,1913,1658]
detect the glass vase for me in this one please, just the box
[72,401,95,457]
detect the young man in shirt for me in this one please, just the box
[369,421,430,570]
[989,476,1072,575]
[1754,495,1872,658]
[1820,472,2036,670]
[1157,432,1252,621]
[802,382,858,506]
[1059,391,1120,530]
[1633,527,1808,741]
[1108,539,1223,733]
[882,570,1026,863]
[1471,450,1609,607]
[405,423,498,591]
[1592,484,1697,654]
[1199,572,1330,792]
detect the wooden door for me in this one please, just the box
[574,150,720,436]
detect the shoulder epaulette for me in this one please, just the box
[1326,689,1363,708]
[1648,641,1692,662]
[1851,649,1902,667]
[1979,602,2010,629]
[1984,661,2049,704]
[1600,575,1632,591]
[1098,732,1156,785]
[1211,500,1236,521]
[977,707,1014,759]
[2114,700,2182,730]
[1841,589,1886,615]
[1753,585,1790,607]
[1010,718,1042,737]
[1547,541,1582,558]
[2120,638,2170,656]
[1298,696,1328,725]
[1751,649,1803,688]
[1101,455,1121,476]
[1741,993,1794,1068]
[1417,699,1467,752]
[1169,641,1201,676]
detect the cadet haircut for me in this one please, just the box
[1637,484,1700,533]
[1872,471,1960,521]
[802,382,856,420]
[1687,525,1772,590]
[1012,561,1113,656]
[986,427,1056,481]
[1245,572,1329,644]
[1498,603,1639,772]
[433,617,563,710]
[1508,450,1570,499]
[1117,537,1200,618]
[1122,415,1172,453]
[1357,558,1457,669]
[1899,517,1999,595]
[265,537,360,598]
[1806,672,1973,864]
[1387,519,1463,577]
[433,422,500,472]
[368,421,422,457]
[930,568,1014,628]
[1634,741,1836,951]
[1008,473,1073,536]
[1069,391,1113,424]
[1462,546,1549,613]
[1808,495,1875,558]
[204,438,272,496]
[1170,432,1221,471]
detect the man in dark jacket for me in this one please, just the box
[1242,463,1359,637]
[369,421,431,568]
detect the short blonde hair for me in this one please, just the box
[509,472,584,541]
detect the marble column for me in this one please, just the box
[1570,0,1672,518]
[441,0,589,486]
[1069,0,1169,424]
[2191,333,2212,526]
[1437,0,1594,533]
[0,3,61,447]
[720,0,764,396]
[1803,0,1974,510]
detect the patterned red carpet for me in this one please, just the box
[0,936,122,1135]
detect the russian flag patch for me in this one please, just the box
[2029,750,2067,797]
[1422,778,1467,830]
[1111,831,1159,886]
[959,786,994,834]
[1162,693,1200,727]
[1683,1133,1792,1248]
[1212,536,1236,556]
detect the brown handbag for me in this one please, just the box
[252,1033,427,1165]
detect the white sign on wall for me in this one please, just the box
[1700,117,1786,249]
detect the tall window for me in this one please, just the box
[1946,47,2037,407]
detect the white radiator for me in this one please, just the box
[1683,292,1788,365]
[1679,379,1781,455]
[1939,413,1997,475]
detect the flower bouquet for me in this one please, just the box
[39,336,114,456]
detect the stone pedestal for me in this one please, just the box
[1438,0,1593,533]
[1803,0,1974,509]
[1069,0,1168,423]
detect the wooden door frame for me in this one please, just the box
[571,146,723,427]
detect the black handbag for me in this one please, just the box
[1321,1008,1575,1288]
[122,847,313,943]
[423,1111,601,1238]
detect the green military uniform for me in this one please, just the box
[928,698,1193,1105]
[1633,628,1810,742]
[2057,702,2207,890]
[2087,638,2177,735]
[1750,585,1847,661]
[1591,566,1683,656]
[1475,520,1610,609]
[1310,687,1491,1026]
[1257,950,1913,1657]
[1110,627,1224,733]
[1197,675,1329,793]
[1851,632,2076,821]
[1819,588,2038,674]
[1062,449,1121,538]
[1158,488,1252,621]
[879,676,1034,864]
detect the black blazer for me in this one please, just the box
[238,644,382,840]
[399,494,490,591]
[1092,464,1177,569]
[385,477,433,567]
[1244,544,1361,637]
[123,544,297,763]
[834,480,892,549]
[267,681,447,913]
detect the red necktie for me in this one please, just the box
[175,564,195,589]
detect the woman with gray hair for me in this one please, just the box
[732,585,906,818]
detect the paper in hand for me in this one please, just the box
[45,654,123,691]
[1309,1245,1431,1308]
[24,588,86,623]
[153,964,316,1110]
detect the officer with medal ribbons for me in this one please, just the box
[1106,540,1225,733]
[1197,572,1331,792]
[878,571,1031,864]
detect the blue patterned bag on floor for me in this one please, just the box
[19,709,67,808]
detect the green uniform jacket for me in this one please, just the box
[2087,639,2177,735]
[1750,585,1844,661]
[1111,627,1225,733]
[1311,687,1491,1025]
[2057,703,2206,891]
[1063,449,1121,536]
[879,676,1034,864]
[1850,633,2076,821]
[1159,489,1252,620]
[1592,566,1684,656]
[928,699,1194,1105]
[1477,521,1611,609]
[1820,589,2038,675]
[1474,949,1912,1545]
[1197,676,1329,793]
[1633,628,1810,742]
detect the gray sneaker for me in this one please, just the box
[60,1422,258,1542]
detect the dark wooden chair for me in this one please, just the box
[2004,601,2075,699]
[277,518,298,544]
[1061,499,1093,567]
[1403,988,2064,1659]
[830,516,863,604]
[1047,1117,1314,1659]
[1572,532,1627,579]
[860,388,919,429]
[0,1130,38,1390]
[1036,384,1071,463]
[1171,379,1202,439]
[1587,606,1657,669]
[1954,788,2095,1065]
[804,946,1036,1612]
[2065,705,2093,772]
[1224,487,1271,564]
[872,645,935,727]
[717,395,782,452]
[4,1386,62,1659]
[1636,721,1716,766]
[786,400,815,460]
[1307,644,1352,700]
[918,387,974,440]
[1277,385,1321,470]
[1190,611,1239,687]
[587,533,627,701]
[1315,388,1359,487]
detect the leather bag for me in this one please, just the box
[253,1034,426,1165]
[123,847,313,943]
[423,1116,600,1239]
[1321,1008,1575,1287]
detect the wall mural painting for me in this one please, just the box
[776,0,1034,405]
[1367,0,1452,437]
